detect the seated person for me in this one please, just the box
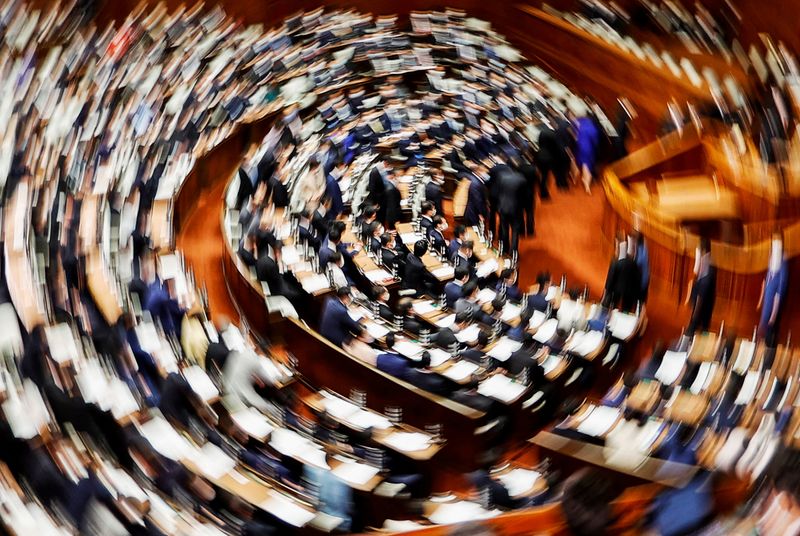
[327,252,351,289]
[395,297,422,335]
[380,232,404,273]
[223,348,282,416]
[453,239,478,279]
[496,268,522,302]
[419,201,436,237]
[297,209,321,251]
[319,287,365,347]
[460,328,492,364]
[357,204,378,241]
[507,308,533,341]
[448,224,466,260]
[145,277,185,337]
[428,216,448,253]
[434,310,473,349]
[365,221,384,253]
[403,240,439,297]
[372,285,393,322]
[376,333,414,377]
[557,288,585,332]
[238,232,258,268]
[527,272,552,312]
[444,265,470,309]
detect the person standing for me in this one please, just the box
[686,238,717,334]
[758,235,789,346]
[574,112,600,194]
[496,166,527,255]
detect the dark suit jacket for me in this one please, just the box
[496,168,527,218]
[377,352,412,379]
[325,175,344,218]
[425,182,444,215]
[464,176,488,226]
[319,298,363,347]
[429,229,447,253]
[384,182,402,228]
[367,167,386,208]
[403,254,438,296]
[444,281,463,309]
[605,257,642,311]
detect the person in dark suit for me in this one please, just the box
[496,268,522,302]
[535,121,566,197]
[319,229,354,268]
[395,297,422,335]
[403,241,439,297]
[372,285,393,322]
[444,265,470,309]
[448,224,466,261]
[496,166,527,254]
[379,233,402,273]
[325,164,345,219]
[428,216,448,254]
[453,240,478,280]
[687,238,717,334]
[425,172,445,215]
[256,251,303,301]
[383,175,402,230]
[487,160,512,238]
[376,333,414,378]
[528,272,552,312]
[463,167,489,227]
[518,155,539,235]
[603,240,642,313]
[434,311,473,349]
[319,287,364,347]
[297,209,321,251]
[419,201,436,237]
[366,162,388,216]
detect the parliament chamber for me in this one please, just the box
[2,0,800,534]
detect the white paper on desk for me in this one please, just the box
[365,269,393,283]
[159,254,181,281]
[427,348,452,368]
[333,461,380,486]
[281,245,301,266]
[365,322,390,339]
[529,310,546,330]
[541,354,562,375]
[476,258,498,279]
[195,443,236,480]
[300,274,330,294]
[347,309,364,322]
[320,393,359,421]
[486,337,522,362]
[572,330,604,357]
[690,362,716,395]
[501,303,522,323]
[428,501,497,525]
[221,326,246,353]
[609,311,638,339]
[545,286,558,301]
[400,233,422,244]
[533,318,558,343]
[231,408,274,440]
[139,416,193,461]
[478,374,527,403]
[394,340,424,359]
[477,288,496,304]
[436,314,456,329]
[383,431,431,452]
[260,491,316,528]
[638,419,665,451]
[432,266,454,279]
[576,405,620,437]
[733,370,761,406]
[442,360,479,381]
[733,340,756,375]
[109,379,139,421]
[345,409,392,430]
[654,351,687,386]
[135,322,161,354]
[413,300,437,315]
[497,468,541,497]
[45,324,79,364]
[183,365,219,402]
[455,324,480,344]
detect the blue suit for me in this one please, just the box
[319,298,363,347]
[444,281,463,309]
[377,352,411,379]
[325,174,344,219]
[464,175,488,226]
[759,260,789,341]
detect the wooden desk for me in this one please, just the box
[664,390,709,427]
[531,431,699,489]
[625,381,661,415]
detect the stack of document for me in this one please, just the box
[428,500,498,525]
[654,351,687,385]
[528,310,547,330]
[566,330,604,357]
[300,274,330,294]
[182,365,219,402]
[193,442,236,480]
[412,300,437,315]
[442,360,479,382]
[540,354,562,375]
[269,428,329,469]
[394,340,424,359]
[732,340,756,374]
[455,324,480,344]
[139,417,193,461]
[231,408,275,441]
[478,374,527,403]
[426,348,452,368]
[45,323,80,364]
[734,371,761,405]
[533,318,558,343]
[332,458,381,486]
[476,288,497,304]
[364,269,393,283]
[436,314,456,329]
[690,362,717,395]
[608,311,638,339]
[486,337,522,362]
[476,258,498,278]
[383,431,431,452]
[575,405,621,437]
[496,468,541,497]
[365,322,390,339]
[500,303,522,323]
[432,266,454,279]
[259,491,317,528]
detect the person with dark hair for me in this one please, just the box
[453,239,477,278]
[560,468,620,536]
[319,287,364,347]
[380,232,403,272]
[395,297,422,335]
[425,171,444,215]
[403,240,438,297]
[444,265,470,308]
[372,285,393,321]
[434,310,473,349]
[325,161,345,219]
[429,215,448,253]
[604,238,641,313]
[449,224,466,260]
[464,164,489,227]
[528,272,552,312]
[496,268,521,301]
[686,237,716,334]
[419,201,436,237]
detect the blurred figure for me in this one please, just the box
[758,234,789,346]
[574,109,600,193]
[686,237,716,335]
